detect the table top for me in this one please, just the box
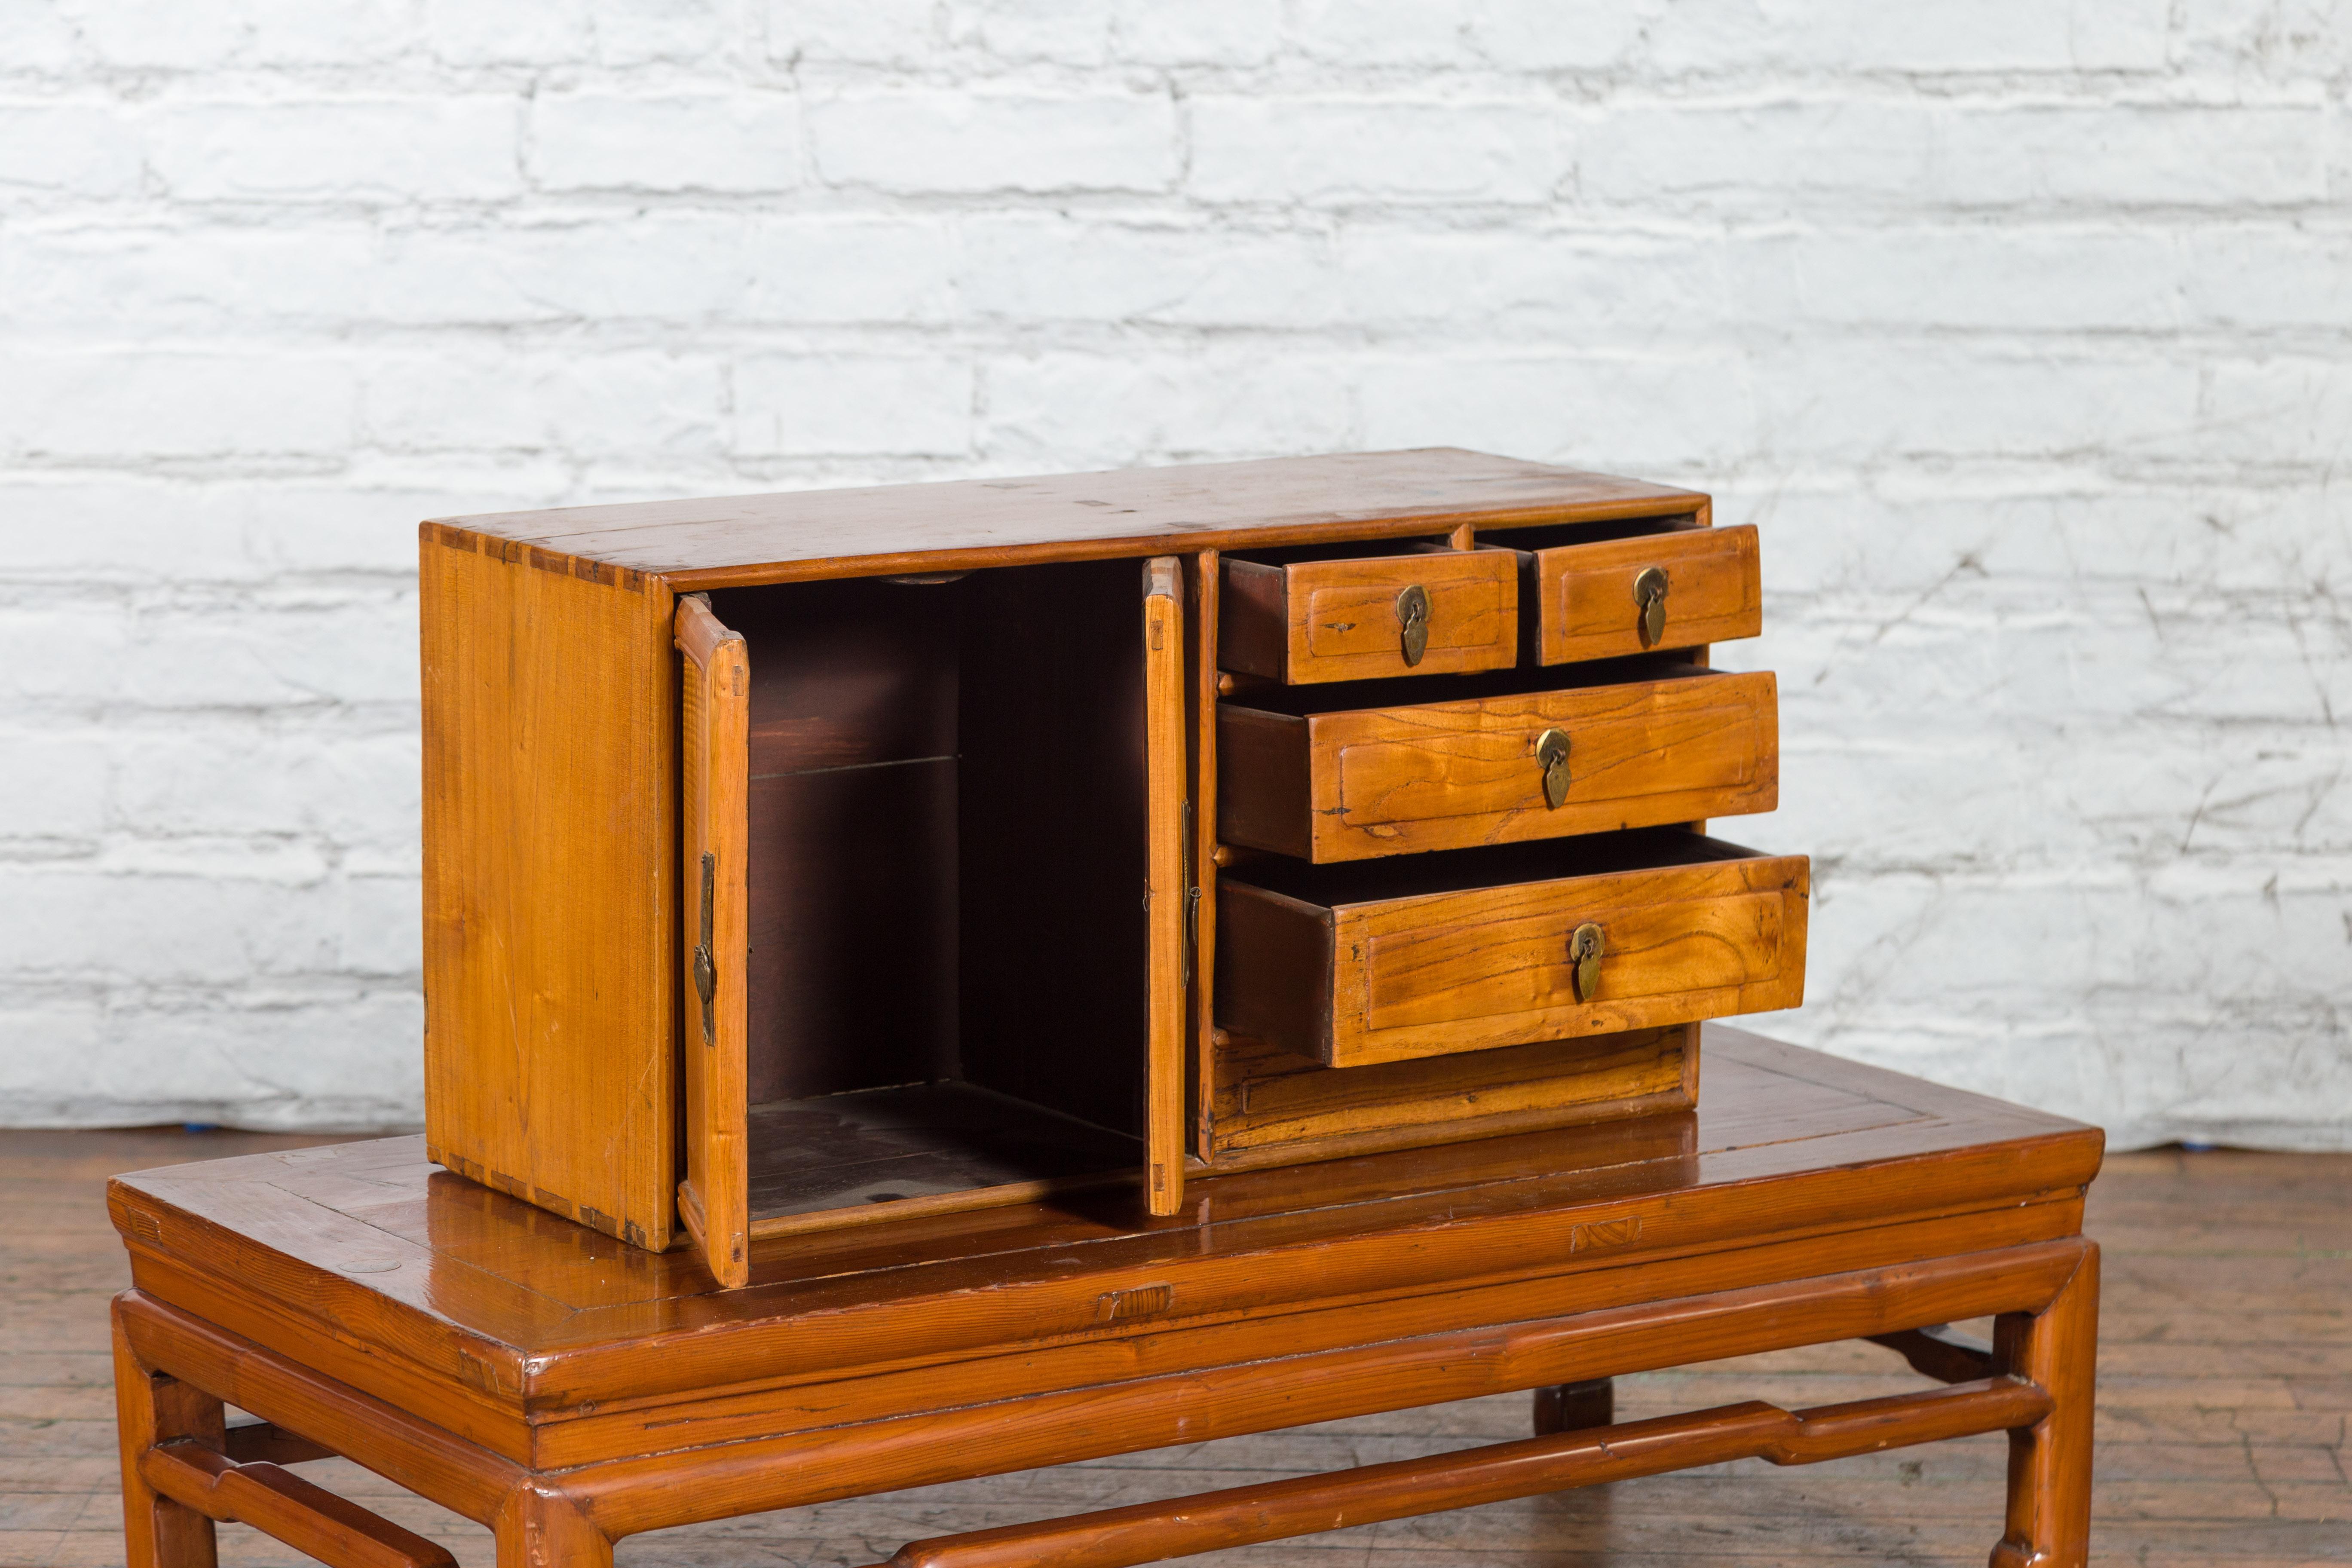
[110,1029,2100,1416]
[431,447,1702,584]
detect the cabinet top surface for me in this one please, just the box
[430,448,1704,586]
[111,1031,2098,1411]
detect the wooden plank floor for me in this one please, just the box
[5,1129,2346,1567]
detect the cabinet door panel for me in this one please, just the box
[1142,558,1188,1216]
[676,594,750,1287]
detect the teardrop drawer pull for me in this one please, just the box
[1633,566,1670,649]
[1395,583,1430,666]
[1535,728,1571,810]
[1569,921,1606,1001]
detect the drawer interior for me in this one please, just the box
[1221,537,1458,568]
[1475,512,1705,552]
[1220,652,1706,719]
[708,562,1151,1228]
[1227,827,1768,908]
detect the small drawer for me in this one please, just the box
[1517,524,1761,665]
[1216,830,1808,1068]
[1220,548,1517,685]
[1219,664,1777,863]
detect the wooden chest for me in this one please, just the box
[419,449,1807,1287]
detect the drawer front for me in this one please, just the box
[1220,670,1778,862]
[1222,550,1517,684]
[1331,855,1807,1067]
[1531,525,1761,664]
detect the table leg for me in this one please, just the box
[495,1482,612,1568]
[1531,1377,1614,1435]
[1990,1241,2099,1568]
[112,1301,224,1568]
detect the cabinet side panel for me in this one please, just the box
[420,528,677,1252]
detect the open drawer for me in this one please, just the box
[1489,520,1761,665]
[1219,662,1778,863]
[1216,830,1807,1068]
[1220,545,1517,684]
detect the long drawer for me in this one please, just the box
[1216,831,1808,1069]
[1219,664,1778,863]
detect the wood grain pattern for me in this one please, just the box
[1142,559,1188,1216]
[79,1037,2125,1568]
[1994,1242,2101,1568]
[864,1377,2052,1568]
[25,1125,2328,1568]
[513,1205,2089,1472]
[114,1292,525,1525]
[105,1034,2089,1418]
[741,1084,1138,1235]
[140,1442,460,1568]
[1207,1026,1693,1159]
[419,525,678,1254]
[436,449,1705,587]
[513,1241,2102,1533]
[1528,523,1762,665]
[1219,836,1807,1067]
[676,594,750,1289]
[1217,548,1518,685]
[1218,667,1779,862]
[112,1303,223,1568]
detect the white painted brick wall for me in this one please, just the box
[3,1,2345,1148]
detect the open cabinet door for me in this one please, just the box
[1142,559,1188,1216]
[675,594,750,1287]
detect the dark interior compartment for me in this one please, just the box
[956,560,1150,1139]
[708,559,1150,1224]
[1225,827,1763,908]
[719,578,962,1105]
[1223,653,1705,718]
[1475,512,1702,553]
[1221,535,1456,567]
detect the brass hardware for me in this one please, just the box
[1396,583,1430,667]
[692,851,717,1044]
[1535,728,1571,810]
[1633,566,1669,649]
[1569,922,1606,1001]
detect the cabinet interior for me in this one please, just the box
[708,560,1152,1225]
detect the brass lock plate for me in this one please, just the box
[1396,583,1430,667]
[1535,728,1571,810]
[693,850,717,1043]
[1569,921,1605,1001]
[1633,566,1669,649]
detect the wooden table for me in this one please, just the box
[107,1029,2102,1568]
